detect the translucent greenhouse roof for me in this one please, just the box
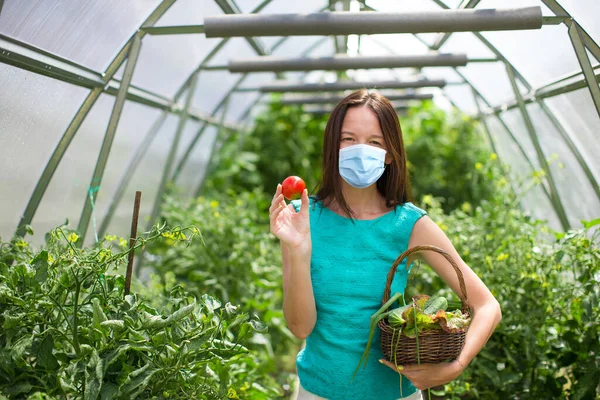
[0,0,599,244]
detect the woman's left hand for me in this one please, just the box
[379,359,465,391]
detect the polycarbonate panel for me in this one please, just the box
[270,36,334,58]
[501,108,541,170]
[260,0,327,14]
[527,102,600,227]
[481,24,581,88]
[30,96,162,245]
[193,71,256,114]
[173,120,203,168]
[361,34,430,56]
[235,0,267,13]
[206,37,259,66]
[439,32,496,59]
[176,126,219,199]
[0,64,90,240]
[0,0,161,71]
[443,84,478,114]
[225,92,263,121]
[121,34,223,98]
[156,0,223,26]
[104,113,179,237]
[545,88,600,183]
[457,62,515,106]
[485,114,561,230]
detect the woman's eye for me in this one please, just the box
[341,137,353,141]
[370,141,382,146]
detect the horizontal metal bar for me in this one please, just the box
[142,25,205,35]
[542,16,569,25]
[468,58,500,63]
[0,34,104,88]
[204,7,542,37]
[280,92,433,105]
[200,65,229,71]
[247,79,447,93]
[229,53,468,73]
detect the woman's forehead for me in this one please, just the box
[341,106,380,129]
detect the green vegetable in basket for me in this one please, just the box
[424,296,448,314]
[388,304,411,327]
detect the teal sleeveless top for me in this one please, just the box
[290,197,427,400]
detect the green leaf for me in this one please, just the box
[84,349,104,400]
[11,335,33,361]
[3,381,33,395]
[92,298,108,328]
[100,320,125,331]
[100,383,118,400]
[249,319,267,333]
[119,364,157,398]
[37,335,59,371]
[32,250,49,283]
[582,218,600,229]
[202,294,221,314]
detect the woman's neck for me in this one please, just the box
[339,182,388,216]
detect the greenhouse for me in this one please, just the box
[0,0,599,399]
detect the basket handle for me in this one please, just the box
[382,245,470,314]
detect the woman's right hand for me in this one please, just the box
[269,184,311,249]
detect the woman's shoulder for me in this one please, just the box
[391,202,428,226]
[398,201,427,217]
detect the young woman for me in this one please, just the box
[269,90,502,400]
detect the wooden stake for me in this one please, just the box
[125,191,142,296]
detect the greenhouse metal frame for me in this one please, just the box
[1,0,599,245]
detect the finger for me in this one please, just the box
[300,189,309,216]
[271,184,282,203]
[269,194,284,213]
[270,201,286,223]
[399,364,428,373]
[378,359,403,372]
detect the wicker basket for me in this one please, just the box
[378,245,470,365]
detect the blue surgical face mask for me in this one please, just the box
[338,144,387,189]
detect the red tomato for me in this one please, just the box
[281,176,306,200]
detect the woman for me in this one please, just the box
[269,90,502,400]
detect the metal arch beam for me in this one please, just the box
[77,33,144,244]
[567,21,600,118]
[14,0,178,239]
[541,0,600,63]
[506,64,570,230]
[452,69,550,199]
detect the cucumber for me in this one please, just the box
[424,297,448,314]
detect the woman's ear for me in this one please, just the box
[385,154,392,165]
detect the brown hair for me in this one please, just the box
[314,89,412,219]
